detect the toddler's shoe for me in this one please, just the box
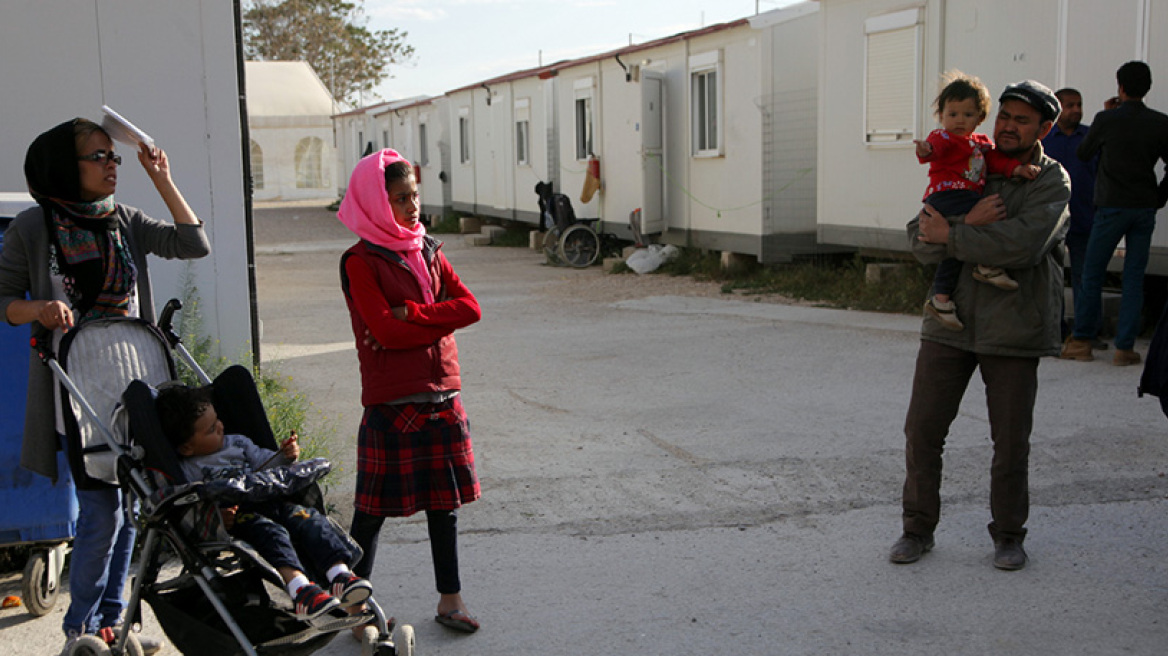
[925,297,964,331]
[330,571,373,607]
[973,265,1019,291]
[293,583,341,621]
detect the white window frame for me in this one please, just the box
[863,8,921,145]
[689,50,722,157]
[515,98,531,167]
[574,77,594,161]
[458,107,471,165]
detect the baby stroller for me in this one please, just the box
[41,299,412,656]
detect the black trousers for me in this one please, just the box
[349,509,461,594]
[901,340,1037,542]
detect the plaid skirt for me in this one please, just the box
[354,395,481,517]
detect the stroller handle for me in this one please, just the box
[157,298,213,385]
[158,298,182,349]
[31,335,54,365]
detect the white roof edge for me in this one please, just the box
[369,95,434,118]
[750,0,819,29]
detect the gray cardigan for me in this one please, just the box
[0,204,210,481]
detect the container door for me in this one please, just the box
[640,71,665,234]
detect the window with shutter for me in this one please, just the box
[864,8,921,144]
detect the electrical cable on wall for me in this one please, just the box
[644,152,812,217]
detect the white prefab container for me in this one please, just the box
[753,3,821,258]
[509,75,557,225]
[0,0,252,360]
[446,64,559,224]
[334,100,396,190]
[370,96,452,221]
[817,0,1168,271]
[548,4,820,262]
[447,88,480,218]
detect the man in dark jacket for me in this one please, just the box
[1061,61,1168,366]
[1043,88,1100,344]
[890,80,1070,571]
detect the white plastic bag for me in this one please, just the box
[625,244,679,274]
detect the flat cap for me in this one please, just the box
[999,79,1060,122]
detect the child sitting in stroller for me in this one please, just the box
[155,385,372,623]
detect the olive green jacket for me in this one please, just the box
[908,142,1070,358]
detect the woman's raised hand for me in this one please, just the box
[137,142,170,184]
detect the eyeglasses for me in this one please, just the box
[77,150,122,165]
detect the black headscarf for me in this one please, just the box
[23,119,135,321]
[24,118,84,202]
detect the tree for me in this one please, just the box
[242,0,414,106]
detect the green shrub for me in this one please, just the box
[615,247,933,315]
[429,211,461,234]
[487,226,532,248]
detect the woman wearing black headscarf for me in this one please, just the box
[0,118,209,653]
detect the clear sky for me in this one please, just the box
[359,0,803,104]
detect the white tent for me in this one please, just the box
[246,61,339,202]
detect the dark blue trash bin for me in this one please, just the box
[1,203,77,616]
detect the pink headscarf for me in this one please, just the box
[338,149,434,304]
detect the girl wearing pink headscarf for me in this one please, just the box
[338,149,483,633]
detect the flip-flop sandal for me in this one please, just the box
[435,609,480,633]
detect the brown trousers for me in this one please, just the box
[901,340,1037,542]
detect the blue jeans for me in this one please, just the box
[1063,230,1092,338]
[230,501,356,577]
[63,487,136,635]
[1073,207,1157,350]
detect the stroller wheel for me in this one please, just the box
[376,623,414,656]
[65,635,110,656]
[113,629,145,656]
[65,631,144,656]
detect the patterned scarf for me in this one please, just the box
[46,195,137,323]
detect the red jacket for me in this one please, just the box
[919,129,1022,200]
[341,237,482,406]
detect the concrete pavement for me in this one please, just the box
[253,205,1168,656]
[3,202,1166,655]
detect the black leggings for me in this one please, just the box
[349,509,461,594]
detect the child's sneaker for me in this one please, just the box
[293,583,340,621]
[330,572,373,607]
[973,265,1019,291]
[925,297,964,331]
